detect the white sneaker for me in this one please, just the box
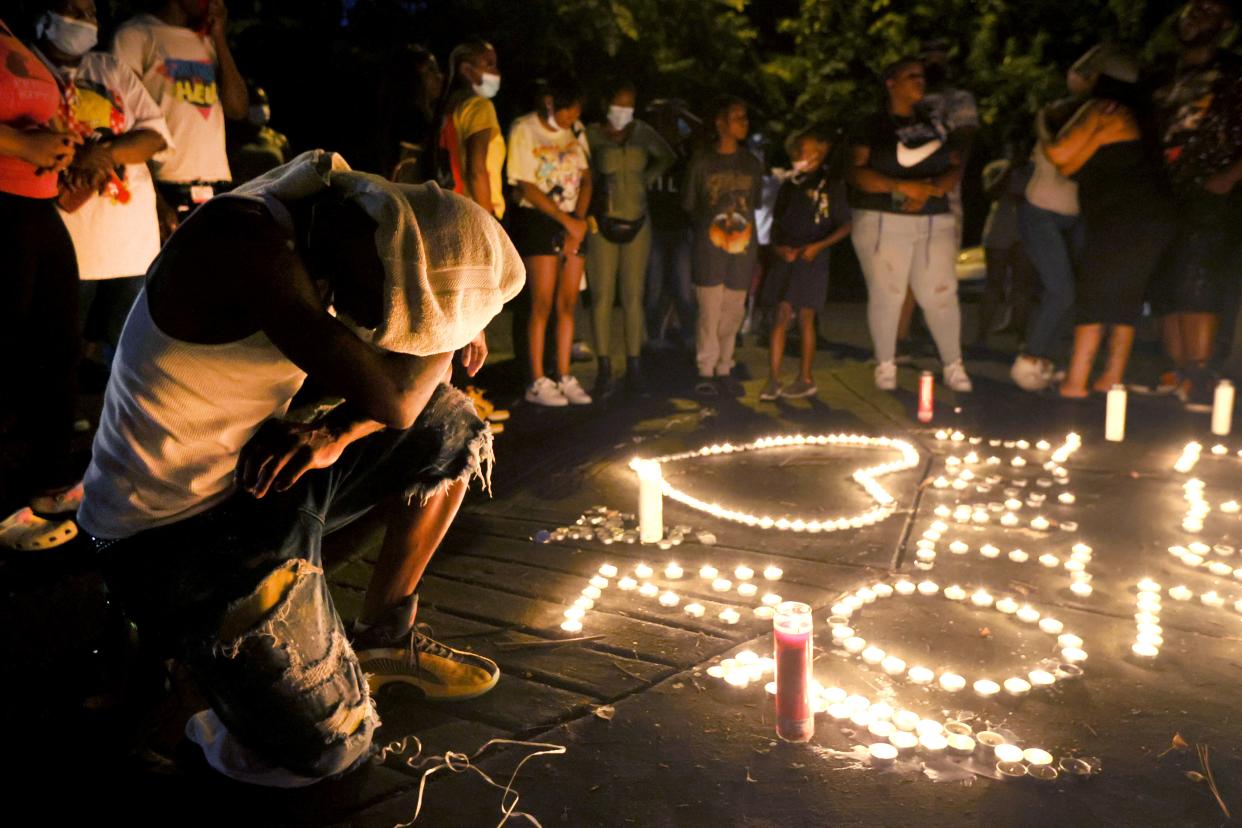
[1010,354,1053,392]
[944,360,973,393]
[875,361,897,391]
[558,374,593,405]
[525,376,569,407]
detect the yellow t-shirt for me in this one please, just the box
[455,95,506,219]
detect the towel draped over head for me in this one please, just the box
[234,149,526,356]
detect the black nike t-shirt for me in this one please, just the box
[849,109,954,215]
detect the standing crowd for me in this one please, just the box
[0,0,1240,789]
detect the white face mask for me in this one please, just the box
[607,105,634,131]
[38,12,98,57]
[472,71,501,99]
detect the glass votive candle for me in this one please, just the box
[773,602,814,743]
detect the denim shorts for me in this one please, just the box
[94,384,492,779]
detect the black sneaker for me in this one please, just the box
[717,375,745,397]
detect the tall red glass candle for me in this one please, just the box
[774,601,814,742]
[917,370,934,423]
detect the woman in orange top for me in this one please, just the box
[0,16,85,546]
[1044,45,1175,397]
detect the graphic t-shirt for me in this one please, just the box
[1153,52,1242,192]
[112,14,230,183]
[441,94,506,218]
[0,20,61,198]
[506,112,590,212]
[850,110,954,215]
[45,50,172,279]
[771,167,851,249]
[682,147,764,288]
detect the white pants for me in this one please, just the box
[695,284,747,377]
[851,209,962,365]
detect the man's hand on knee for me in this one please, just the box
[236,418,357,498]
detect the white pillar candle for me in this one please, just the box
[635,461,664,542]
[1212,379,1234,436]
[1105,384,1127,442]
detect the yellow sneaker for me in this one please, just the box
[357,630,500,701]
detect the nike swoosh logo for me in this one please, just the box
[897,139,942,168]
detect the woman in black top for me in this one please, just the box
[848,56,971,394]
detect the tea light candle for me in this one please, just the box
[712,578,733,592]
[919,733,948,753]
[1222,500,1240,514]
[1016,606,1041,624]
[944,585,968,601]
[583,586,603,599]
[1039,618,1064,635]
[639,583,659,598]
[862,646,886,665]
[1131,641,1159,659]
[1004,677,1032,696]
[659,591,679,607]
[718,608,741,624]
[1058,492,1076,505]
[735,566,754,581]
[949,540,969,555]
[972,589,995,608]
[1024,748,1054,767]
[763,593,783,606]
[564,607,585,620]
[699,565,718,580]
[1070,581,1094,597]
[831,626,855,642]
[664,563,684,579]
[980,543,1001,558]
[589,576,609,589]
[881,656,907,676]
[844,636,867,654]
[895,580,916,596]
[1209,562,1234,576]
[889,731,919,752]
[947,734,975,755]
[907,666,935,685]
[995,743,1024,763]
[1008,549,1029,563]
[827,704,851,720]
[869,720,896,739]
[684,602,705,617]
[974,679,1001,697]
[892,710,919,731]
[561,618,583,633]
[869,743,898,765]
[977,731,1005,748]
[618,577,638,591]
[873,583,894,598]
[763,566,783,581]
[634,563,654,579]
[1038,554,1060,568]
[1061,647,1088,663]
[599,564,619,578]
[574,597,594,610]
[995,597,1019,614]
[856,587,877,604]
[737,583,758,598]
[1030,515,1051,531]
[917,581,940,596]
[939,673,966,692]
[1029,669,1056,687]
[1001,512,1020,527]
[1058,633,1083,649]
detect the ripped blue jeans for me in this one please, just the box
[96,384,492,780]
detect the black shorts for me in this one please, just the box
[510,206,587,258]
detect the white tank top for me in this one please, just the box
[78,199,308,539]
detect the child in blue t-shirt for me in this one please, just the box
[759,128,852,400]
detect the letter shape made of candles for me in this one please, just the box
[774,601,815,742]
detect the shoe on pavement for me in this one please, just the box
[1156,370,1182,394]
[525,376,568,407]
[1180,367,1216,413]
[781,378,818,399]
[357,627,500,701]
[0,506,78,551]
[875,360,897,391]
[695,378,718,397]
[1010,354,1053,392]
[717,375,745,398]
[29,481,84,516]
[558,374,593,405]
[944,360,973,393]
[759,378,781,401]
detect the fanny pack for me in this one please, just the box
[596,214,646,244]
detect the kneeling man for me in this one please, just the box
[77,150,524,784]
